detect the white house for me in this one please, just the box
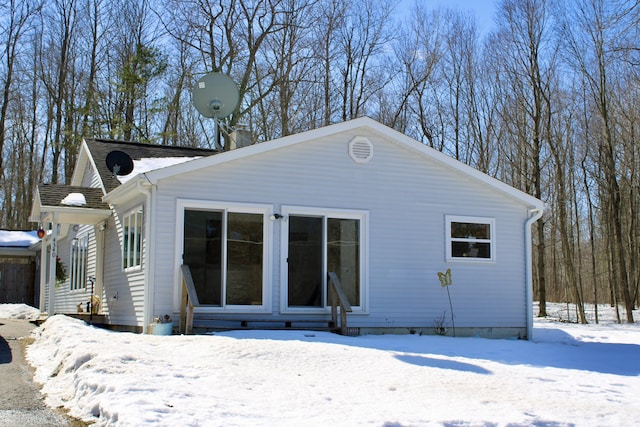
[30,117,544,338]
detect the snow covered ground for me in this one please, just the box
[1,303,639,426]
[0,303,40,320]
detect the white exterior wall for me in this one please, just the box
[101,196,147,328]
[50,160,148,328]
[52,225,98,314]
[149,127,532,333]
[51,165,101,314]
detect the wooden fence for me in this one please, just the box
[0,260,36,305]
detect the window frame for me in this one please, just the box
[175,199,272,313]
[70,234,89,291]
[280,205,368,314]
[122,207,144,271]
[445,215,495,262]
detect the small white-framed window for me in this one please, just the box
[445,215,495,262]
[123,207,143,270]
[70,235,88,290]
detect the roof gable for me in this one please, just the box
[29,184,112,225]
[36,184,108,210]
[83,138,217,193]
[138,117,543,209]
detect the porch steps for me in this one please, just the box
[191,317,342,334]
[64,313,108,326]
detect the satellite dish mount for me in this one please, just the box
[192,73,240,150]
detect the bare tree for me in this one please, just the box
[393,5,446,147]
[492,0,557,317]
[336,0,394,122]
[106,0,167,142]
[39,0,78,184]
[561,0,637,322]
[161,0,293,148]
[0,0,41,193]
[311,0,346,126]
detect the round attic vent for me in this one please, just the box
[349,136,373,163]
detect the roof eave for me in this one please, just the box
[102,174,145,204]
[32,205,112,225]
[0,247,38,257]
[366,121,546,209]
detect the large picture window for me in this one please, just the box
[182,206,267,308]
[70,235,88,290]
[284,208,366,312]
[446,215,495,261]
[123,208,143,269]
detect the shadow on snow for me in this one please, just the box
[213,327,640,377]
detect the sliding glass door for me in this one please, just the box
[183,208,264,307]
[286,213,363,310]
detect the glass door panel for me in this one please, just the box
[183,209,222,305]
[226,212,263,305]
[288,215,323,307]
[327,218,360,306]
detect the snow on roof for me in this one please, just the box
[0,230,40,247]
[117,157,202,184]
[61,192,87,206]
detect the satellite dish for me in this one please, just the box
[192,73,240,119]
[106,150,134,176]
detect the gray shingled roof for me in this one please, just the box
[37,184,109,210]
[84,138,217,193]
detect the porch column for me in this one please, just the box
[38,234,48,312]
[47,216,58,316]
[94,221,106,311]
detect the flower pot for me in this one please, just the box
[150,322,173,336]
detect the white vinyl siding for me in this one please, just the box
[104,200,147,327]
[52,226,98,314]
[147,127,531,333]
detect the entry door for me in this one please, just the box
[287,215,323,307]
[286,214,362,309]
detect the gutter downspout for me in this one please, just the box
[137,178,154,333]
[525,207,544,340]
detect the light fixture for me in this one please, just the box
[270,213,286,221]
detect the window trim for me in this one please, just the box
[174,199,272,313]
[445,215,495,262]
[70,234,89,291]
[122,207,144,271]
[280,205,368,314]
